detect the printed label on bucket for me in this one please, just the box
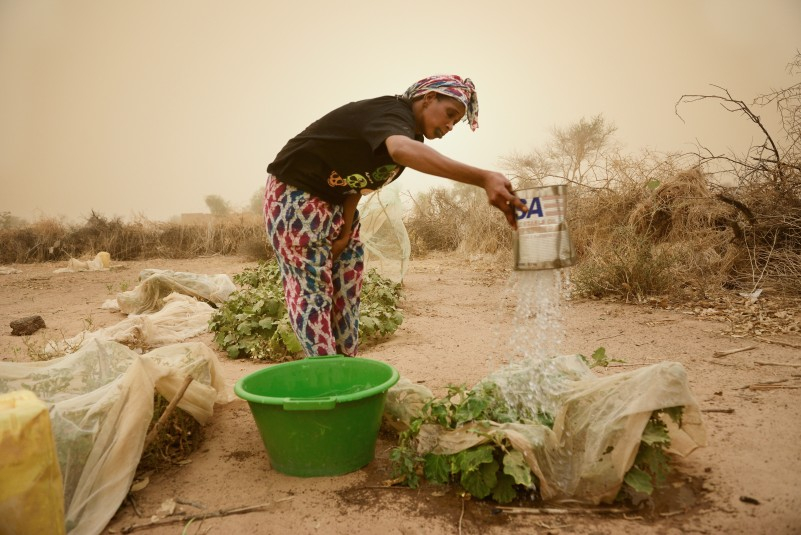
[513,185,576,270]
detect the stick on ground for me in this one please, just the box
[120,502,277,533]
[754,361,801,368]
[736,378,788,390]
[712,346,755,358]
[144,375,194,449]
[493,506,634,515]
[755,337,801,349]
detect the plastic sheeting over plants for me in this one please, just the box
[47,293,215,355]
[43,268,237,356]
[385,355,707,504]
[0,339,230,535]
[112,268,236,314]
[53,252,112,273]
[359,183,411,283]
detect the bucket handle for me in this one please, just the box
[282,397,336,411]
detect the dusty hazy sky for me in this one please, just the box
[1,0,799,223]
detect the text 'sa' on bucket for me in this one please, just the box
[513,184,576,271]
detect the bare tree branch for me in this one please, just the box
[675,84,785,181]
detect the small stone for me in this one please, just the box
[10,315,46,336]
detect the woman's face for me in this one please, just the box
[416,92,466,140]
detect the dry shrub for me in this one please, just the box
[154,213,264,258]
[656,238,741,297]
[66,212,151,260]
[627,169,744,292]
[728,168,801,295]
[0,217,70,263]
[237,235,274,261]
[667,63,801,298]
[628,170,726,240]
[567,185,645,259]
[570,169,750,300]
[0,212,266,264]
[405,187,462,253]
[571,226,676,300]
[405,183,512,261]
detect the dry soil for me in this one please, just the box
[1,253,799,535]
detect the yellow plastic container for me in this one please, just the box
[0,390,66,535]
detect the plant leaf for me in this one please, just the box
[640,419,671,446]
[492,472,518,504]
[460,459,497,499]
[623,466,653,495]
[503,450,533,488]
[661,406,684,426]
[455,445,494,473]
[423,454,451,484]
[454,395,489,425]
[635,443,670,487]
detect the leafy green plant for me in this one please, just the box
[620,407,683,500]
[389,383,539,503]
[389,369,685,505]
[580,347,625,368]
[209,261,403,360]
[358,268,404,342]
[209,261,302,360]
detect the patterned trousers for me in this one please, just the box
[263,175,364,356]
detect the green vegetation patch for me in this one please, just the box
[209,261,403,360]
[389,363,684,506]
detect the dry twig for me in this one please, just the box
[362,486,415,490]
[120,502,278,533]
[708,359,736,367]
[144,375,194,449]
[660,510,686,517]
[736,378,788,390]
[712,346,755,358]
[754,361,801,368]
[755,337,801,349]
[597,330,625,341]
[493,505,634,515]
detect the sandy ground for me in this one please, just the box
[1,253,800,535]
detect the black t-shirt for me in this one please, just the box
[266,95,422,204]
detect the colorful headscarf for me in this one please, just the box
[402,75,479,131]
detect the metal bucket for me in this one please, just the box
[513,184,576,270]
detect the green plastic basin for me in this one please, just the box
[234,354,399,477]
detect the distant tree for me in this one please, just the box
[248,186,266,215]
[502,114,617,189]
[0,211,27,229]
[548,115,617,185]
[205,195,231,216]
[501,150,551,190]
